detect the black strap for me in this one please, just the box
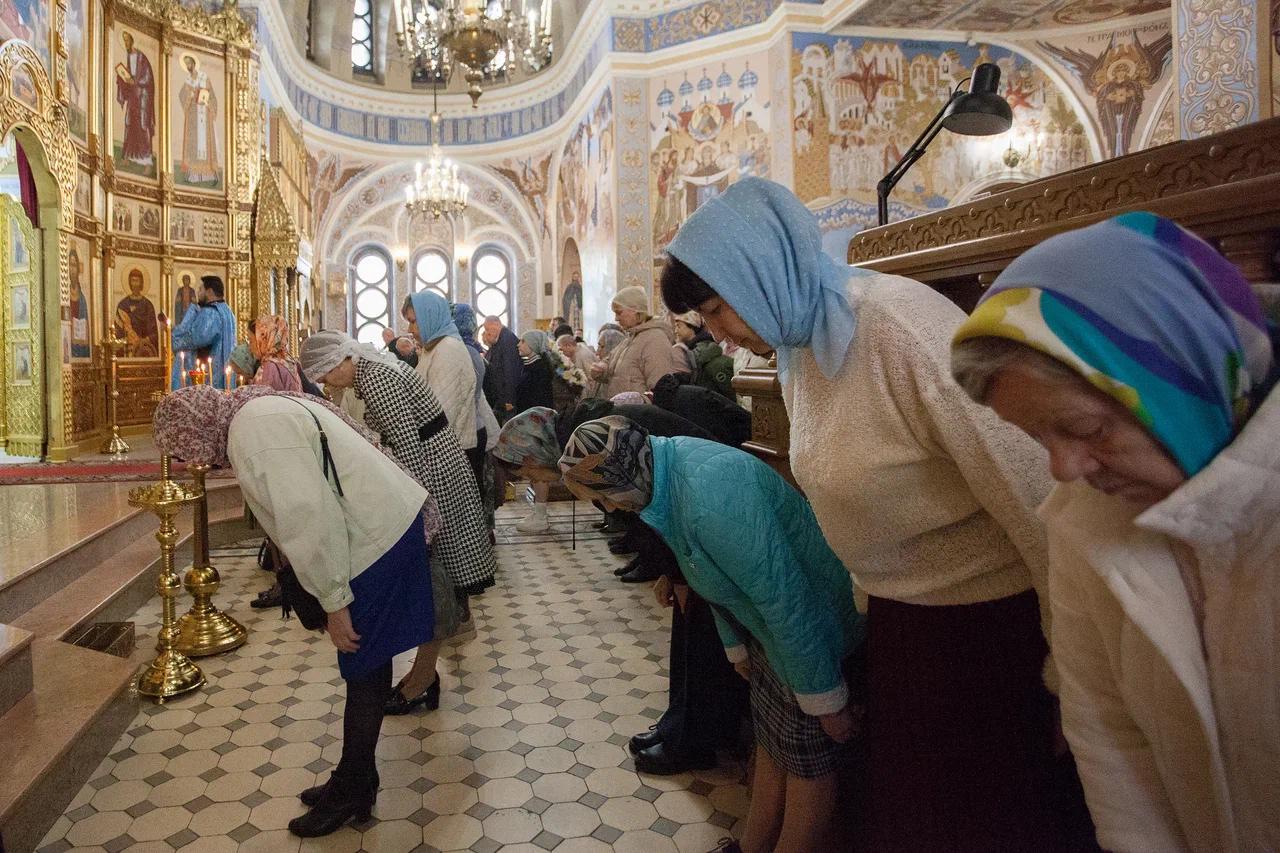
[417,412,450,443]
[280,397,344,497]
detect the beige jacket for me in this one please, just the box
[415,335,478,449]
[602,318,685,397]
[227,396,427,613]
[1042,388,1280,853]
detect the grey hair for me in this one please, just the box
[555,334,576,347]
[950,336,1082,404]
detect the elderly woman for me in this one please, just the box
[301,331,494,716]
[586,325,627,399]
[228,342,258,386]
[589,287,686,398]
[494,405,748,776]
[402,292,479,454]
[951,212,1280,853]
[660,177,1065,851]
[154,385,438,838]
[560,417,864,853]
[250,314,304,392]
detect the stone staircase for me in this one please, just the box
[0,480,249,853]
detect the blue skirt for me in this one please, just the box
[339,518,435,681]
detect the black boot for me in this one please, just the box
[384,673,441,715]
[634,741,716,775]
[299,770,380,807]
[288,781,375,838]
[250,582,282,609]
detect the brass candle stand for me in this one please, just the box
[129,455,205,703]
[101,336,131,457]
[176,463,248,657]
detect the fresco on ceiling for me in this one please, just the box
[492,153,554,239]
[309,152,374,242]
[845,0,1167,32]
[0,0,51,73]
[1039,23,1172,157]
[556,86,614,335]
[649,54,772,257]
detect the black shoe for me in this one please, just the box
[708,839,742,853]
[614,555,641,577]
[300,772,379,808]
[287,792,374,838]
[384,674,441,715]
[592,519,610,530]
[620,564,661,584]
[628,725,663,755]
[250,584,282,609]
[634,742,716,775]
[601,517,629,535]
[608,536,638,556]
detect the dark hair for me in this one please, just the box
[200,275,225,299]
[401,295,414,317]
[552,316,566,325]
[659,255,717,315]
[552,323,574,339]
[248,318,257,334]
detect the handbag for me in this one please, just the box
[272,398,348,632]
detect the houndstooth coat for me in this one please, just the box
[355,357,496,594]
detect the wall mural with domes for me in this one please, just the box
[648,52,773,259]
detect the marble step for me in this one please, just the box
[0,624,34,719]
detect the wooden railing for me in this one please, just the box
[734,117,1280,481]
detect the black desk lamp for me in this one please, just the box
[876,62,1013,226]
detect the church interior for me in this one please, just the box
[1,0,1278,850]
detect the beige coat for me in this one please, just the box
[1043,387,1280,853]
[602,318,685,397]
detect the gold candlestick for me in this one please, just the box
[129,455,205,703]
[101,336,131,457]
[176,463,248,656]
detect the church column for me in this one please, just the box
[613,77,653,293]
[1176,0,1266,137]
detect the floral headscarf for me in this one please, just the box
[251,314,292,361]
[559,416,655,508]
[154,385,442,537]
[493,406,560,469]
[610,392,647,406]
[299,329,399,385]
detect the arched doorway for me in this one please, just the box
[559,237,582,331]
[1,41,80,460]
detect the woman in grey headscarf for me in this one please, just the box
[301,330,496,715]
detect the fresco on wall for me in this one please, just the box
[67,0,90,140]
[111,26,160,180]
[0,0,51,73]
[791,34,1091,250]
[556,86,614,334]
[1039,23,1172,157]
[649,56,771,256]
[309,153,373,240]
[492,153,554,239]
[845,0,1168,31]
[170,50,226,190]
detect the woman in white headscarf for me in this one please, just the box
[301,331,495,715]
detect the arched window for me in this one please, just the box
[350,246,391,344]
[471,247,511,329]
[351,0,373,76]
[413,249,451,299]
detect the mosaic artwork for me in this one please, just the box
[790,34,1091,249]
[649,54,771,256]
[557,86,615,335]
[1039,23,1173,157]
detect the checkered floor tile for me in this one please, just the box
[38,503,748,852]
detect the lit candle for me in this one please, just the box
[181,369,188,387]
[224,365,232,393]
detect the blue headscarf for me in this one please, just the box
[410,290,460,344]
[667,177,867,380]
[453,303,481,353]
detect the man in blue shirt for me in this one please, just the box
[171,275,237,389]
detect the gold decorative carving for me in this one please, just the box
[117,0,253,48]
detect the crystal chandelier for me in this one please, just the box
[405,81,469,220]
[393,0,554,106]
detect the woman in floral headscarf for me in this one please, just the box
[154,385,441,839]
[951,212,1280,852]
[249,314,304,393]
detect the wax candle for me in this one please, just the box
[181,369,188,387]
[224,365,232,393]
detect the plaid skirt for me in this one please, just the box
[748,642,852,779]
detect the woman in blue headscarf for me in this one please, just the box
[951,212,1280,852]
[402,292,479,455]
[660,178,1069,851]
[452,302,502,527]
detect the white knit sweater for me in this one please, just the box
[783,273,1053,609]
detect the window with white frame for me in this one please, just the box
[471,247,511,328]
[413,249,451,299]
[351,0,373,75]
[350,246,392,344]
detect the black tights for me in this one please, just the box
[331,661,392,798]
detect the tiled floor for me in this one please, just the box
[38,503,749,852]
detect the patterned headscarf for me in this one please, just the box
[610,392,647,406]
[299,329,398,385]
[668,177,867,380]
[453,303,482,353]
[154,385,442,537]
[493,407,560,468]
[229,342,258,378]
[251,314,291,361]
[410,291,460,343]
[559,416,654,508]
[954,211,1277,476]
